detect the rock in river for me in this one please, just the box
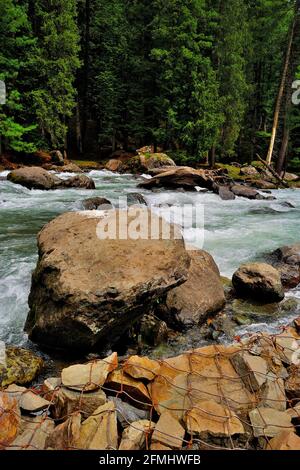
[7,167,95,190]
[25,209,190,352]
[232,263,285,303]
[166,250,225,327]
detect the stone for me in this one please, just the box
[61,174,95,189]
[45,412,81,450]
[52,385,106,420]
[7,167,61,190]
[285,365,300,400]
[119,420,155,450]
[185,400,244,438]
[283,172,300,182]
[260,374,286,412]
[25,209,190,351]
[7,166,95,190]
[240,166,259,176]
[274,332,300,365]
[123,356,160,381]
[0,346,43,387]
[269,244,300,289]
[294,317,300,334]
[232,263,284,303]
[61,352,118,392]
[166,250,225,326]
[82,197,112,210]
[231,184,260,199]
[76,401,118,450]
[251,180,277,190]
[151,442,172,450]
[52,162,83,173]
[105,369,152,409]
[9,416,54,451]
[266,430,300,450]
[138,167,214,191]
[106,159,123,172]
[249,408,293,438]
[152,412,185,449]
[50,150,64,165]
[139,153,176,171]
[126,193,147,206]
[139,314,168,347]
[0,392,21,449]
[230,351,268,392]
[148,345,255,420]
[217,186,236,200]
[109,396,149,428]
[286,403,300,420]
[6,384,50,412]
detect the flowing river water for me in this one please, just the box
[1,169,300,357]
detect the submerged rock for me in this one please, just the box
[25,209,190,352]
[232,263,284,303]
[166,250,225,327]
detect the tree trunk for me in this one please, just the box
[266,15,296,165]
[208,145,216,169]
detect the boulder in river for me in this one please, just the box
[7,167,61,190]
[25,209,190,352]
[166,250,225,327]
[82,197,113,210]
[232,263,285,303]
[231,184,261,199]
[138,167,214,191]
[268,243,300,289]
[7,167,95,190]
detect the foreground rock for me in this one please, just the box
[61,352,118,391]
[0,346,43,387]
[7,167,95,190]
[25,209,190,351]
[166,250,225,326]
[268,243,300,289]
[232,263,285,303]
[0,393,21,449]
[76,402,118,450]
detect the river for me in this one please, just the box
[1,169,300,351]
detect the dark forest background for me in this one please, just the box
[0,0,300,172]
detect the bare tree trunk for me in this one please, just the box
[208,145,216,169]
[266,16,296,165]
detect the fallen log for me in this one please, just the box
[256,154,289,188]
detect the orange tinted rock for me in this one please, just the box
[152,412,185,449]
[105,369,152,409]
[61,352,118,391]
[46,412,81,450]
[119,420,155,450]
[267,430,300,450]
[149,344,254,419]
[123,356,160,381]
[185,400,245,438]
[0,392,21,448]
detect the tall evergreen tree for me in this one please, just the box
[29,0,80,150]
[0,0,36,154]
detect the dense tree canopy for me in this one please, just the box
[0,0,300,170]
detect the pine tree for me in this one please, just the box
[0,0,36,154]
[150,0,223,158]
[29,0,80,150]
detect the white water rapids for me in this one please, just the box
[0,169,300,349]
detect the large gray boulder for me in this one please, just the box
[25,209,190,352]
[232,263,285,303]
[7,167,95,190]
[166,250,225,326]
[7,167,61,190]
